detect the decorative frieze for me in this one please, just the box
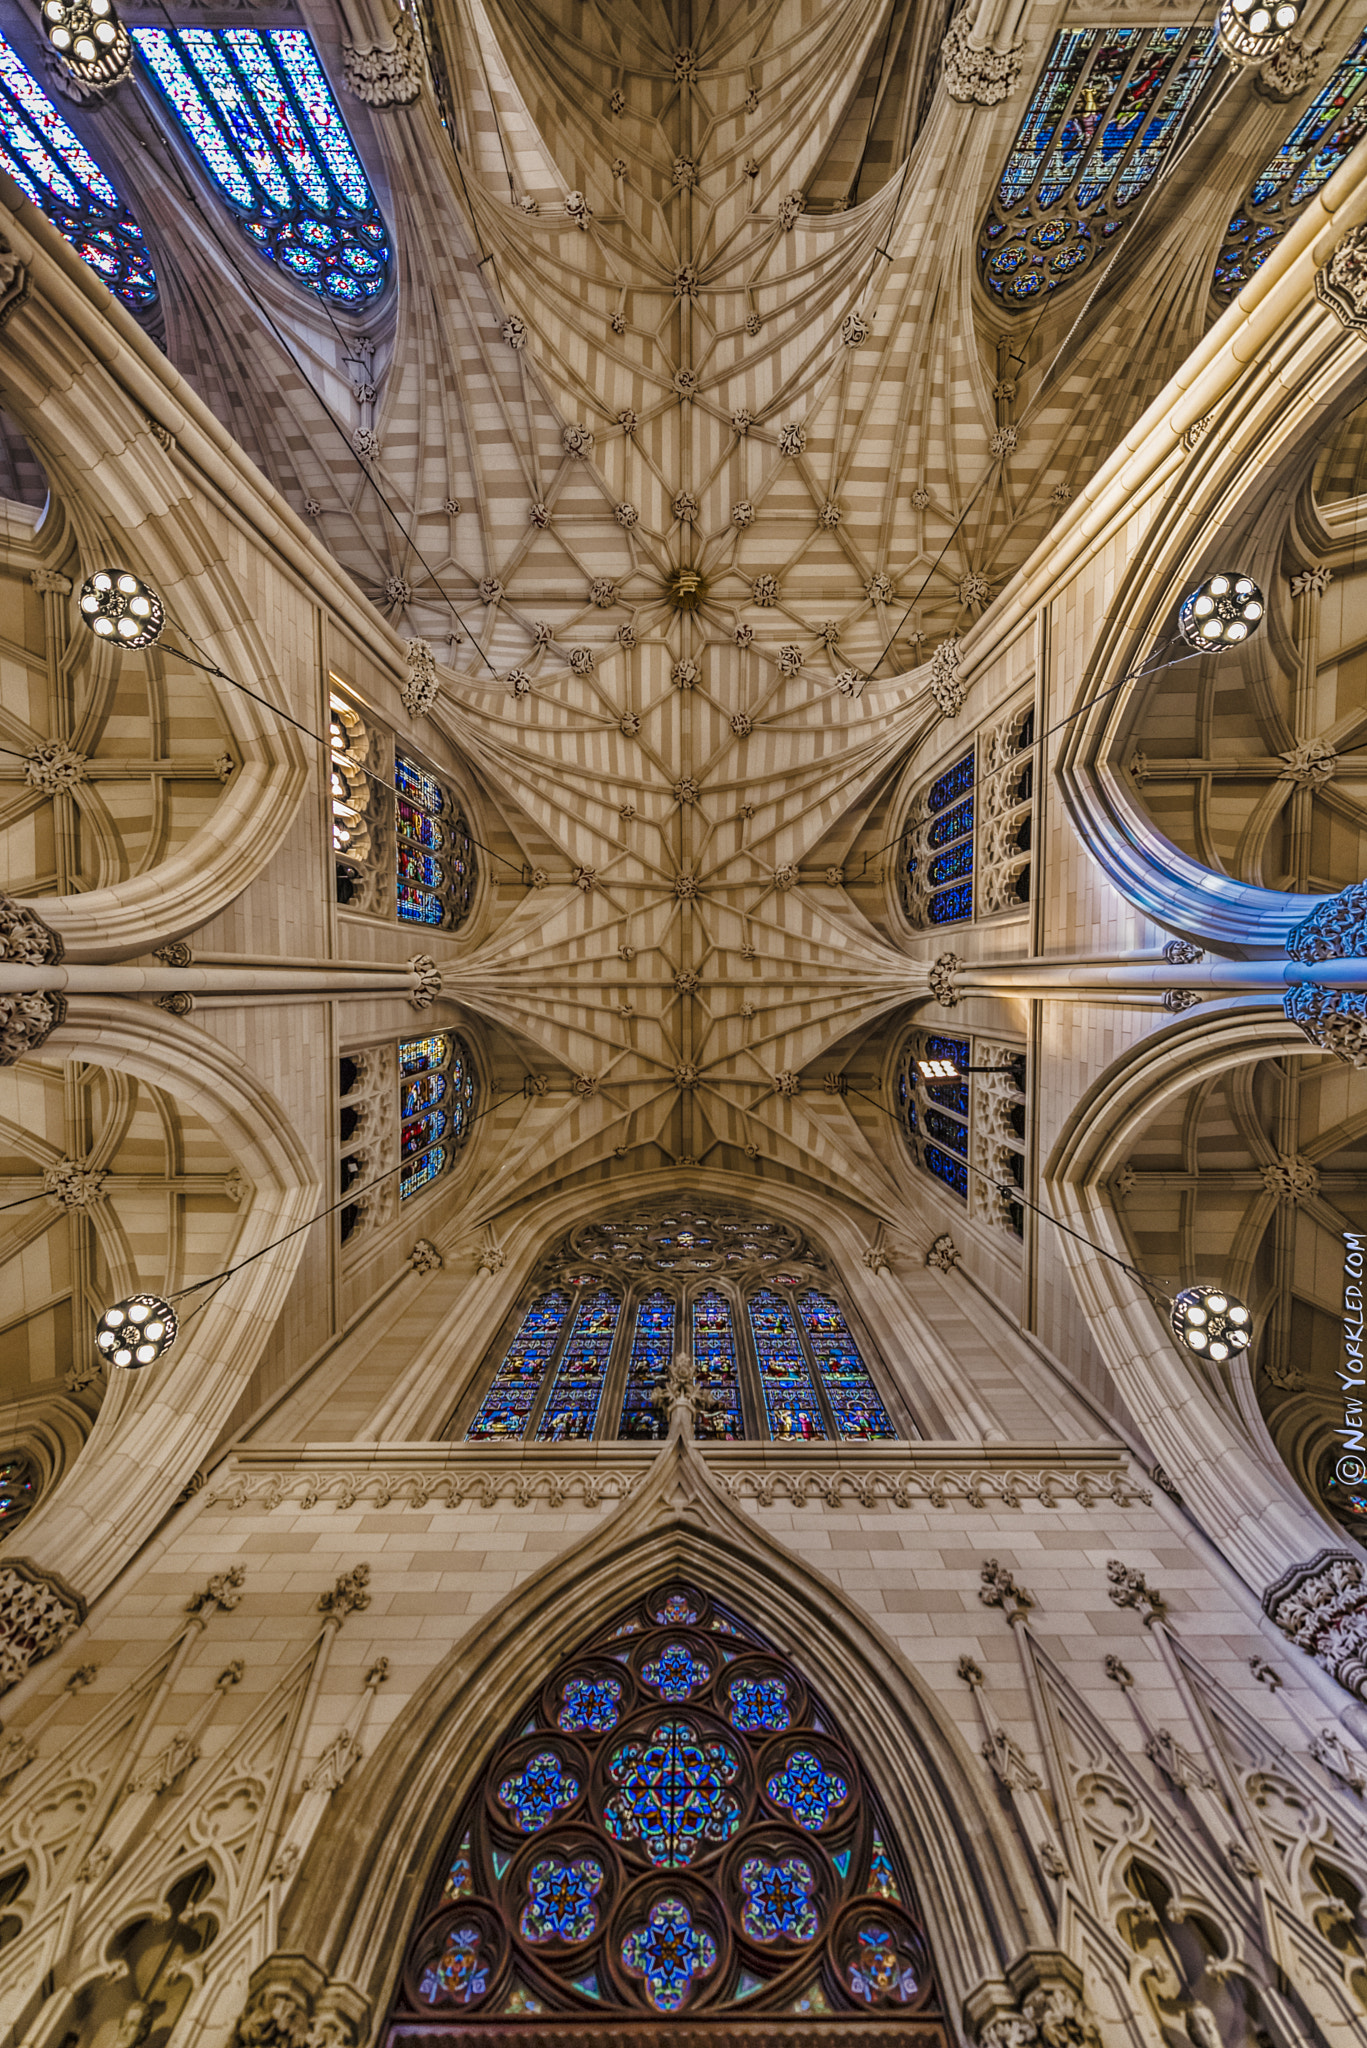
[0,1558,86,1691]
[1264,1548,1367,1701]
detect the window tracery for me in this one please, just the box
[338,1033,478,1248]
[898,699,1035,928]
[383,1583,946,2033]
[457,1203,905,1444]
[895,1033,1027,1238]
[979,28,1218,305]
[330,689,477,933]
[0,31,157,313]
[131,27,390,304]
[1213,31,1367,302]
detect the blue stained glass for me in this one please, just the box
[928,841,973,885]
[0,34,157,312]
[617,1289,676,1440]
[442,1834,473,1901]
[868,1833,901,1901]
[925,1145,968,1198]
[926,1035,968,1063]
[498,1750,580,1832]
[927,1080,967,1115]
[740,1855,819,1943]
[132,28,389,304]
[559,1676,622,1734]
[418,1923,489,2005]
[535,1287,622,1441]
[642,1642,711,1701]
[399,1145,444,1198]
[727,1675,791,1732]
[927,797,973,847]
[924,1110,967,1155]
[797,1291,896,1441]
[402,1108,447,1158]
[929,883,972,924]
[1213,32,1367,301]
[747,1287,827,1441]
[655,1594,699,1624]
[766,1749,850,1832]
[604,1719,742,1866]
[396,755,446,811]
[403,1072,448,1117]
[520,1855,604,1943]
[398,882,444,924]
[399,846,444,889]
[466,1289,572,1440]
[927,751,974,812]
[398,798,444,850]
[400,1033,451,1076]
[620,1896,718,2013]
[691,1288,745,1439]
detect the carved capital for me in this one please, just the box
[29,568,72,595]
[409,1238,443,1275]
[0,234,30,328]
[928,952,961,1006]
[1106,1559,1166,1625]
[926,1233,959,1272]
[1264,1547,1367,1702]
[1254,35,1323,102]
[343,13,424,107]
[1317,224,1367,335]
[406,954,441,1010]
[941,18,1022,106]
[0,893,63,966]
[980,1557,1033,1621]
[0,1558,86,1692]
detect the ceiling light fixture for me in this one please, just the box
[1216,0,1301,65]
[40,0,133,84]
[1177,572,1265,649]
[78,570,164,647]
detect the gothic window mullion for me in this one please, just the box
[603,1284,669,1442]
[727,1279,769,1441]
[786,1289,842,1441]
[522,1283,590,1441]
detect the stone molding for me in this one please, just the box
[1316,223,1367,335]
[1264,1547,1367,1701]
[0,1556,87,1692]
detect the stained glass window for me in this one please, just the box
[535,1287,622,1441]
[1213,31,1367,301]
[394,752,477,931]
[617,1290,676,1440]
[398,1032,477,1200]
[747,1287,827,1441]
[797,1291,895,1440]
[384,1583,945,2031]
[980,27,1218,303]
[466,1290,573,1440]
[690,1287,744,1440]
[0,1454,36,1531]
[902,749,974,926]
[131,27,389,304]
[0,32,157,312]
[896,1035,969,1204]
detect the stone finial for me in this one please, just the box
[1103,1655,1133,1688]
[1308,1725,1367,1791]
[319,1564,372,1620]
[980,1558,1033,1621]
[1249,1655,1281,1689]
[409,1239,443,1275]
[926,1234,959,1272]
[1106,1560,1166,1625]
[650,1348,720,1436]
[188,1564,246,1616]
[957,1654,984,1688]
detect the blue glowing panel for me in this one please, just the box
[925,1145,968,1199]
[927,797,973,848]
[1214,33,1367,300]
[928,841,973,886]
[403,1072,448,1117]
[926,1080,967,1116]
[132,27,388,303]
[535,1288,622,1441]
[395,755,446,811]
[924,1110,967,1156]
[929,883,972,923]
[691,1288,745,1440]
[925,1035,968,1064]
[747,1287,827,1442]
[617,1290,676,1440]
[0,33,157,311]
[466,1290,572,1440]
[797,1291,895,1441]
[400,1145,445,1199]
[981,28,1216,302]
[445,1037,478,1145]
[927,751,974,813]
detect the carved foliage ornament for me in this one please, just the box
[0,1559,86,1691]
[1317,223,1367,334]
[343,12,423,106]
[941,16,1023,106]
[0,992,67,1065]
[1264,1548,1367,1701]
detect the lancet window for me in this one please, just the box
[0,32,157,312]
[0,1454,35,1532]
[330,688,477,933]
[898,697,1035,929]
[895,1032,1028,1239]
[131,27,389,304]
[979,27,1218,305]
[456,1203,905,1444]
[1213,31,1367,302]
[338,1032,478,1248]
[383,1582,946,2034]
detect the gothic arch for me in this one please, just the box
[277,1442,1049,2038]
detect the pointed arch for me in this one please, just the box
[279,1443,1048,2037]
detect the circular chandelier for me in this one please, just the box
[1216,0,1301,64]
[1169,1285,1252,1363]
[40,0,132,82]
[1178,573,1264,649]
[78,570,165,648]
[95,1295,178,1370]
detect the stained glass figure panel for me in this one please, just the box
[1213,31,1367,300]
[398,1032,477,1200]
[384,1582,946,2029]
[690,1287,745,1439]
[747,1286,827,1441]
[797,1290,896,1440]
[394,753,476,931]
[617,1289,676,1440]
[0,32,157,311]
[980,27,1218,303]
[534,1287,622,1441]
[466,1289,572,1440]
[131,26,389,304]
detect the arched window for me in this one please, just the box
[1213,32,1367,302]
[383,1581,946,2032]
[979,27,1217,305]
[0,32,157,312]
[131,26,389,305]
[330,688,479,933]
[338,1032,479,1248]
[0,1453,36,1532]
[895,1032,1028,1237]
[399,1032,476,1199]
[900,749,974,926]
[898,697,1036,929]
[457,1204,905,1444]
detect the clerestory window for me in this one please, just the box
[330,688,478,933]
[895,1031,1028,1238]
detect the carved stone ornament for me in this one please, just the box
[1260,1154,1320,1202]
[1162,938,1204,966]
[343,11,423,106]
[154,940,192,969]
[0,233,30,328]
[926,1233,959,1271]
[941,15,1022,106]
[319,1564,372,1619]
[930,635,964,715]
[0,892,63,966]
[23,740,87,792]
[983,1727,1044,1792]
[0,992,67,1066]
[188,1563,246,1615]
[1145,1728,1217,1793]
[980,1557,1033,1620]
[1021,1984,1102,2048]
[978,2017,1037,2048]
[1254,34,1322,101]
[1308,1724,1367,1792]
[1264,1548,1367,1701]
[406,954,441,1010]
[1281,736,1336,786]
[1162,990,1200,1013]
[773,1070,800,1097]
[0,1559,86,1691]
[1316,223,1367,335]
[129,1728,200,1796]
[303,1728,365,1794]
[1103,1654,1133,1688]
[477,1243,506,1274]
[1106,1559,1167,1625]
[232,1955,369,2048]
[1290,563,1333,599]
[42,1158,106,1209]
[409,1239,443,1275]
[957,1654,984,1687]
[156,991,195,1017]
[928,952,961,1006]
[1283,984,1367,1067]
[402,638,438,717]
